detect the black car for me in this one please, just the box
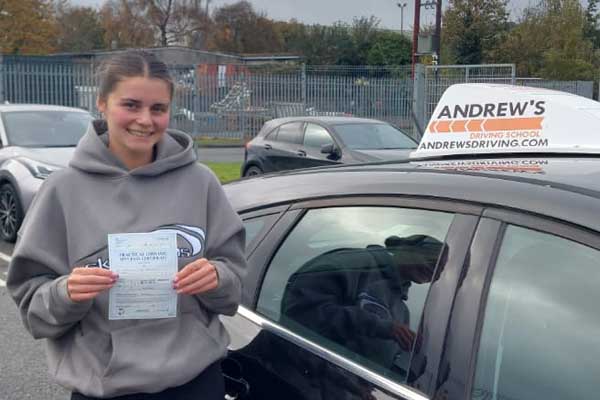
[241,117,418,177]
[219,85,600,400]
[222,156,600,400]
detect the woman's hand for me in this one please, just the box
[174,258,218,295]
[67,267,118,302]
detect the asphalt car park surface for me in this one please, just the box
[0,243,70,400]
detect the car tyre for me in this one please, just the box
[244,166,263,177]
[0,183,23,243]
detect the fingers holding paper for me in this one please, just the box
[67,267,118,302]
[174,258,219,295]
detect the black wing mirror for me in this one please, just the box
[321,143,341,159]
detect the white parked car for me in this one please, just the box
[0,104,92,241]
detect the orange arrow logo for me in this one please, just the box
[430,117,544,133]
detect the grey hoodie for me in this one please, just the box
[7,125,246,397]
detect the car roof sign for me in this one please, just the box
[411,83,600,159]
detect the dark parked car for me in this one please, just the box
[219,85,600,400]
[241,117,418,177]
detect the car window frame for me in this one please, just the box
[240,204,290,257]
[436,207,600,400]
[244,195,483,398]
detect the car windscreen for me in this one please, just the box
[333,123,417,150]
[2,110,91,147]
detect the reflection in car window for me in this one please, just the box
[242,213,279,251]
[257,206,452,384]
[472,226,600,400]
[275,122,303,144]
[304,123,333,148]
[2,111,91,147]
[333,123,416,150]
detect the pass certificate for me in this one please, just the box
[108,232,178,320]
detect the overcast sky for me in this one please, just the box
[72,0,575,30]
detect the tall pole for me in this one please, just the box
[433,0,442,64]
[397,2,408,34]
[412,0,421,76]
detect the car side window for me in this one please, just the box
[472,225,600,400]
[242,213,280,251]
[275,122,303,144]
[264,128,278,141]
[256,206,453,384]
[304,123,333,148]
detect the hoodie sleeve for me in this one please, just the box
[7,179,92,339]
[196,173,246,316]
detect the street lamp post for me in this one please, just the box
[397,2,408,34]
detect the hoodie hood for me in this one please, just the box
[69,122,197,177]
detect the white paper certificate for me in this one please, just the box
[108,232,178,320]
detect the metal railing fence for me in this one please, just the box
[419,64,517,131]
[0,56,596,142]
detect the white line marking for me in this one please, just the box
[0,251,11,287]
[0,251,11,263]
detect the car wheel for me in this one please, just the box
[0,183,23,243]
[244,166,263,177]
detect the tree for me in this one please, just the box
[442,0,510,64]
[210,1,282,53]
[0,0,57,54]
[496,0,596,79]
[367,31,412,66]
[133,0,207,47]
[345,16,380,64]
[100,0,156,49]
[584,0,600,49]
[54,5,105,52]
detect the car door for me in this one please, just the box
[222,196,481,400]
[299,123,341,168]
[262,122,306,172]
[434,209,600,400]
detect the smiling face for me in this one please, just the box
[97,76,171,170]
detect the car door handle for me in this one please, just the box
[263,144,272,150]
[296,150,306,156]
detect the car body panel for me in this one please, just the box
[226,159,600,233]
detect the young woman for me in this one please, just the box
[7,51,246,400]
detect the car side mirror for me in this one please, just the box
[321,143,341,158]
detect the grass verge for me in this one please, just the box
[195,137,245,147]
[202,162,242,183]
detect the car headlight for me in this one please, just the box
[17,158,61,180]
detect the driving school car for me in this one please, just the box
[219,84,600,400]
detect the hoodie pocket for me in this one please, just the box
[100,317,225,393]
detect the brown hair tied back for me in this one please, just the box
[96,50,174,102]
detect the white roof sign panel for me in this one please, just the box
[412,84,600,159]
